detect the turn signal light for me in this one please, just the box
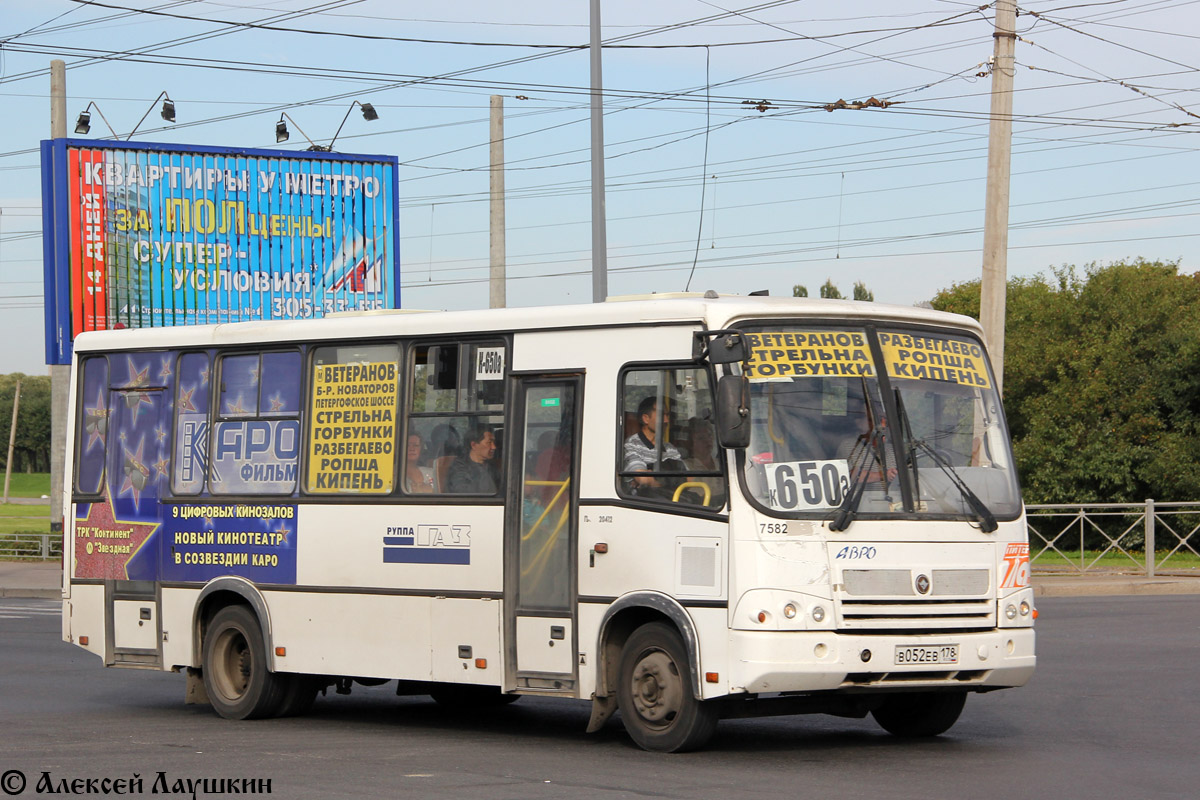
[705,672,719,683]
[275,647,286,657]
[475,658,487,669]
[79,636,89,645]
[756,611,767,623]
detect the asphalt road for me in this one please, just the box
[1,596,1197,800]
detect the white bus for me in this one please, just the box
[62,293,1035,752]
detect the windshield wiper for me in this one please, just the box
[910,439,998,533]
[829,431,882,532]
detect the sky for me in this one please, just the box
[1,0,1197,374]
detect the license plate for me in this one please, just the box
[894,644,959,665]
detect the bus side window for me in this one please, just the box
[617,366,726,509]
[75,356,110,496]
[173,353,211,496]
[406,342,505,495]
[211,350,302,496]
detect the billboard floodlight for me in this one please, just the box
[127,91,176,140]
[72,102,119,138]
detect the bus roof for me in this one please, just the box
[69,293,985,355]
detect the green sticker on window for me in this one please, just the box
[541,397,560,407]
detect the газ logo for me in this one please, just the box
[383,524,471,565]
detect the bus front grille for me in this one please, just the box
[836,598,995,630]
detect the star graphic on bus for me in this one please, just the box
[159,357,173,382]
[273,521,292,545]
[178,385,198,413]
[84,387,109,451]
[153,456,170,480]
[225,394,250,415]
[125,357,150,389]
[119,437,151,506]
[72,495,159,580]
[155,424,167,444]
[268,393,286,413]
[199,366,211,386]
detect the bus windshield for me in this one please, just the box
[739,325,1021,523]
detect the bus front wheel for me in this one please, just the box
[871,691,967,738]
[617,622,718,752]
[203,605,289,720]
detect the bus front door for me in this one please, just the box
[505,375,582,692]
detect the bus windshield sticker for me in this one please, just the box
[762,459,851,511]
[877,332,990,388]
[475,347,505,381]
[308,360,399,493]
[744,331,874,381]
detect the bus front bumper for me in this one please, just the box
[723,628,1035,696]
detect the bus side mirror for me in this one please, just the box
[707,333,746,364]
[693,330,746,364]
[716,375,751,449]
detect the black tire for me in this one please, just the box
[616,622,718,752]
[430,684,520,710]
[277,675,320,717]
[871,692,967,738]
[202,605,289,720]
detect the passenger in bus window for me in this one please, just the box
[623,396,683,494]
[404,433,434,494]
[446,425,498,494]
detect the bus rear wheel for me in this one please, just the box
[871,691,967,738]
[617,622,718,752]
[203,605,289,720]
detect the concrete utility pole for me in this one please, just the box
[489,95,506,309]
[3,380,21,504]
[980,0,1016,395]
[589,0,608,302]
[49,59,69,533]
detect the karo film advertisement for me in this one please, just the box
[73,351,298,584]
[42,139,400,364]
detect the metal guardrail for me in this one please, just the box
[1026,500,1200,576]
[0,531,62,561]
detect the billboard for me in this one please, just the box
[41,139,400,364]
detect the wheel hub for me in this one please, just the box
[631,650,682,725]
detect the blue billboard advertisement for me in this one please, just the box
[41,139,400,364]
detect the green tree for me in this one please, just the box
[0,374,52,473]
[819,279,843,299]
[853,281,874,302]
[792,284,808,298]
[931,259,1200,504]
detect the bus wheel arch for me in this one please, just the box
[594,593,703,701]
[588,593,709,746]
[193,579,275,671]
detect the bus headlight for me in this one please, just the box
[811,605,826,623]
[1005,604,1017,620]
[783,603,797,619]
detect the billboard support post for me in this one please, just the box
[49,59,68,536]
